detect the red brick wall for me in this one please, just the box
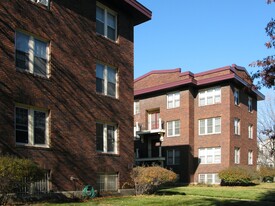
[193,84,232,182]
[134,71,181,90]
[229,83,258,167]
[0,0,136,191]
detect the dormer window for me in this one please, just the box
[96,2,117,41]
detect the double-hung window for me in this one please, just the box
[15,31,50,77]
[234,118,240,135]
[234,147,240,164]
[199,87,221,106]
[248,124,253,139]
[248,150,253,165]
[167,92,180,108]
[96,122,117,154]
[167,120,180,137]
[96,3,117,41]
[134,101,140,115]
[234,88,239,105]
[96,63,117,98]
[199,117,221,135]
[15,106,49,147]
[167,149,180,165]
[248,97,252,112]
[198,147,221,164]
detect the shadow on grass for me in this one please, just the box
[155,190,186,196]
[259,189,275,202]
[12,193,83,205]
[155,186,275,206]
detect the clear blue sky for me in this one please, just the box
[134,0,274,93]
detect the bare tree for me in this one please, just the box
[258,93,275,167]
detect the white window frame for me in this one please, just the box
[15,31,50,78]
[198,173,221,184]
[199,87,221,106]
[166,149,180,165]
[96,2,117,41]
[248,150,253,165]
[167,92,180,109]
[199,117,221,135]
[97,173,118,192]
[96,63,118,98]
[15,105,49,148]
[234,118,240,135]
[134,101,140,115]
[96,122,118,154]
[234,88,239,105]
[248,97,252,112]
[248,124,253,139]
[234,147,240,164]
[167,120,180,137]
[198,147,221,164]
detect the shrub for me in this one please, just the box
[219,166,258,186]
[0,156,45,205]
[130,165,177,195]
[258,166,275,182]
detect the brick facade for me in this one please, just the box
[134,65,263,184]
[0,0,151,192]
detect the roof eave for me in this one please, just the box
[123,0,152,25]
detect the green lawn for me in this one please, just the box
[35,183,275,206]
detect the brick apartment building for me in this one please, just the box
[134,65,264,184]
[0,0,151,193]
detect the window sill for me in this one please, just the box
[96,33,119,45]
[167,106,180,110]
[97,152,119,156]
[200,163,221,165]
[199,133,221,136]
[16,68,50,80]
[198,103,221,107]
[16,144,50,149]
[167,135,180,138]
[96,92,119,100]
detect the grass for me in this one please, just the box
[34,183,275,206]
[158,183,275,201]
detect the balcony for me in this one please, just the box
[134,118,166,167]
[135,118,165,137]
[135,147,165,167]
